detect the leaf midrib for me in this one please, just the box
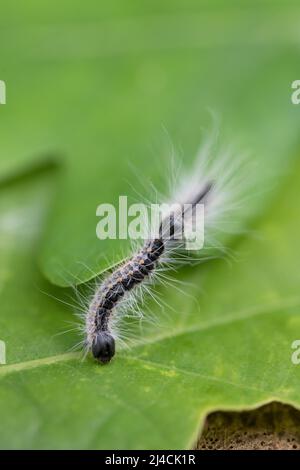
[1,294,299,378]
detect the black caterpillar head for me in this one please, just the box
[92,332,115,364]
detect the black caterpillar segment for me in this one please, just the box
[89,182,214,365]
[91,237,165,363]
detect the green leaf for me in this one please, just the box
[1,1,300,449]
[1,154,300,449]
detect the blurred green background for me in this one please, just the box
[1,0,300,450]
[1,0,300,285]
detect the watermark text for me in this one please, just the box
[291,339,300,365]
[291,80,300,105]
[96,196,205,250]
[0,340,6,365]
[0,80,6,105]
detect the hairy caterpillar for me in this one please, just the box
[84,135,251,364]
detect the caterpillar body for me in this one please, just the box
[87,183,213,364]
[84,135,251,364]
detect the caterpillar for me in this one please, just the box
[84,135,252,364]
